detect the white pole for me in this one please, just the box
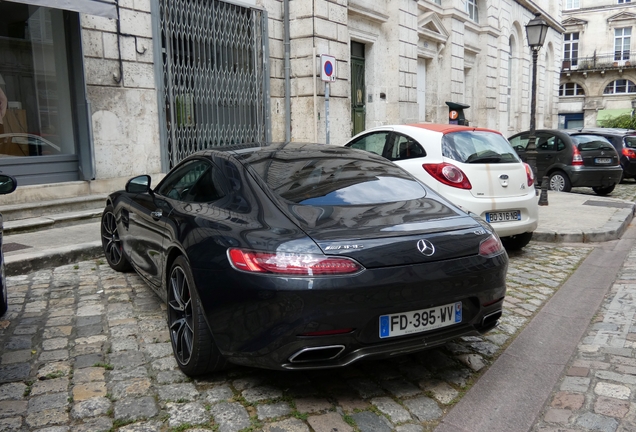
[325,82,330,145]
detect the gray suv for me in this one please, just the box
[508,129,622,195]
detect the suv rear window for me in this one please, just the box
[571,135,615,151]
[442,131,520,164]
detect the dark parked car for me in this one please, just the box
[508,129,622,195]
[0,174,18,317]
[101,143,508,375]
[569,128,636,181]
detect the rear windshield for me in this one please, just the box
[571,135,615,151]
[442,131,520,164]
[624,135,636,149]
[253,157,427,205]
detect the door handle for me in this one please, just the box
[150,210,162,219]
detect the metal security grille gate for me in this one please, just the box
[158,0,270,168]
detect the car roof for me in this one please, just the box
[575,128,636,137]
[187,142,390,164]
[405,123,503,135]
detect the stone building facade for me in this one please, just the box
[0,0,562,201]
[559,0,636,129]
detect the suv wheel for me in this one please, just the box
[549,171,571,192]
[592,184,615,196]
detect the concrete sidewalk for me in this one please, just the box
[2,190,635,276]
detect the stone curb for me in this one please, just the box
[533,204,635,243]
[4,241,103,276]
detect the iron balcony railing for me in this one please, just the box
[562,51,636,72]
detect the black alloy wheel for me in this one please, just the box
[0,282,7,317]
[101,205,132,272]
[168,256,226,376]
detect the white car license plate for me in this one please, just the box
[595,158,612,164]
[486,210,521,223]
[379,302,462,338]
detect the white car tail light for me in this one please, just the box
[523,162,535,187]
[422,163,472,189]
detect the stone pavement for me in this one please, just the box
[0,243,592,432]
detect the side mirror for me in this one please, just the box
[126,175,151,194]
[0,174,17,195]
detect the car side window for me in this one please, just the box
[348,132,389,156]
[157,160,224,202]
[509,134,529,152]
[536,134,556,151]
[556,137,566,151]
[386,133,426,161]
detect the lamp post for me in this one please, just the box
[631,98,636,117]
[525,12,549,205]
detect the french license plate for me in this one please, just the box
[486,210,521,223]
[595,158,612,164]
[379,302,462,338]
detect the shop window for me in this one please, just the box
[0,3,77,158]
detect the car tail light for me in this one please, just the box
[228,249,363,275]
[623,148,636,159]
[523,162,534,187]
[479,234,505,258]
[422,163,472,189]
[572,146,584,166]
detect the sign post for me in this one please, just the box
[320,54,336,144]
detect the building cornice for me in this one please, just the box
[347,0,389,24]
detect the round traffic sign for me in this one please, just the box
[449,110,459,120]
[324,61,333,76]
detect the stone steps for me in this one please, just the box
[0,194,107,235]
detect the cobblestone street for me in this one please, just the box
[0,242,593,432]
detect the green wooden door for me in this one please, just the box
[351,42,365,135]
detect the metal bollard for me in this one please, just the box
[538,175,549,206]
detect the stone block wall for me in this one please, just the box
[80,0,161,181]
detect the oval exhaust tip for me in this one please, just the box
[289,345,345,363]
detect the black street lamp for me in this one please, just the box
[525,12,549,205]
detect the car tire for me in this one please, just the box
[592,184,616,196]
[501,232,533,251]
[0,283,7,317]
[101,205,132,272]
[168,256,227,376]
[549,171,571,192]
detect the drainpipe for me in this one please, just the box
[284,0,291,142]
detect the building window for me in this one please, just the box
[559,83,585,96]
[563,33,579,68]
[565,0,580,9]
[465,0,478,23]
[0,3,78,160]
[615,27,631,61]
[603,79,636,94]
[618,0,632,4]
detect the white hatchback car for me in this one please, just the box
[345,124,539,250]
